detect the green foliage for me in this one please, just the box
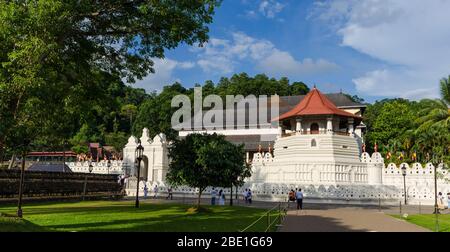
[133,83,189,141]
[440,76,450,105]
[0,0,221,155]
[167,133,251,207]
[365,78,450,165]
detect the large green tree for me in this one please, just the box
[167,133,250,208]
[0,0,221,158]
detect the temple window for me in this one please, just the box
[310,123,319,134]
[311,139,317,147]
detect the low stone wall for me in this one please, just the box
[124,180,446,206]
[0,169,123,199]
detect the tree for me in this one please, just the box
[367,100,415,151]
[166,133,250,208]
[133,83,189,141]
[416,77,450,131]
[0,0,221,157]
[121,104,138,129]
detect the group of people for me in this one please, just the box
[242,188,253,204]
[436,192,450,213]
[143,184,173,200]
[210,188,226,205]
[288,188,304,210]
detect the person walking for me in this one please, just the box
[447,192,450,209]
[247,189,252,204]
[218,189,225,205]
[143,184,148,199]
[288,189,295,202]
[295,188,304,210]
[243,189,248,204]
[153,185,158,199]
[166,187,173,200]
[437,192,445,211]
[211,187,217,205]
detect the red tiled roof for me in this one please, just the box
[273,87,362,121]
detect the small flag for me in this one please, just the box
[412,152,417,161]
[386,151,391,159]
[398,152,404,161]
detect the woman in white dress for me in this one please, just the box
[219,189,225,205]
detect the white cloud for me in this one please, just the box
[241,0,285,20]
[259,51,338,76]
[311,0,450,99]
[131,58,195,93]
[259,0,285,18]
[195,31,338,76]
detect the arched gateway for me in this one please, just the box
[123,128,169,184]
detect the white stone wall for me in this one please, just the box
[68,160,123,174]
[121,130,450,205]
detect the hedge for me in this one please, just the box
[0,170,123,198]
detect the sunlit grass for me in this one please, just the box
[392,214,450,232]
[0,200,279,232]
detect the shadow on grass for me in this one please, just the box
[0,216,50,232]
[0,202,272,232]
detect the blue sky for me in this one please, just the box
[133,0,450,103]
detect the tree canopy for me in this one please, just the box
[166,133,251,207]
[0,0,220,158]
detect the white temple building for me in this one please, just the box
[72,88,450,205]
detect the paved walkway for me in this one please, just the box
[279,206,430,232]
[123,196,437,232]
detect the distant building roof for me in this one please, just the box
[27,151,77,157]
[274,88,362,121]
[89,143,101,148]
[27,163,72,173]
[177,92,366,130]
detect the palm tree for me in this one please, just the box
[415,77,450,165]
[441,75,450,104]
[416,76,450,131]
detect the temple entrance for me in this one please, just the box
[140,155,149,181]
[310,123,319,134]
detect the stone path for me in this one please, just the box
[279,207,430,232]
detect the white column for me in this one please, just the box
[296,118,302,134]
[277,126,283,137]
[348,118,354,136]
[326,117,333,134]
[246,152,250,163]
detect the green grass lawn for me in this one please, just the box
[0,200,280,232]
[392,214,450,232]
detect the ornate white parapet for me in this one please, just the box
[68,160,124,174]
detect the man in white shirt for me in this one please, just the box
[243,189,248,203]
[211,188,217,205]
[295,188,304,210]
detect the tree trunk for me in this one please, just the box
[230,184,233,206]
[8,153,16,169]
[197,188,203,209]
